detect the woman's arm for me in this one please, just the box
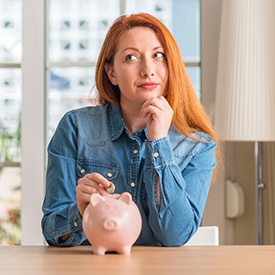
[41,112,86,246]
[144,134,216,247]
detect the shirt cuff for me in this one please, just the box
[145,136,174,168]
[54,204,85,246]
[69,203,83,232]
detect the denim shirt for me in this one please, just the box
[41,103,216,247]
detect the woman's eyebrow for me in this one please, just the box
[121,47,139,54]
[121,45,163,54]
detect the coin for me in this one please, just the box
[107,182,115,194]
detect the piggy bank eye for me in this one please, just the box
[112,205,118,209]
[103,205,109,210]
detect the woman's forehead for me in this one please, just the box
[116,27,162,50]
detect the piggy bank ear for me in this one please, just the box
[90,194,105,207]
[118,192,132,205]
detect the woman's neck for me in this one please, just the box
[120,103,147,135]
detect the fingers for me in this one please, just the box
[78,172,111,196]
[141,96,172,118]
[86,173,115,194]
[76,172,112,215]
[86,173,112,190]
[141,96,173,140]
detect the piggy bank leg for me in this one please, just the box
[92,246,107,255]
[117,246,132,255]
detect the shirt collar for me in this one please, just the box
[107,103,125,141]
[107,103,149,140]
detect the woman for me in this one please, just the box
[42,13,219,247]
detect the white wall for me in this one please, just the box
[201,0,235,245]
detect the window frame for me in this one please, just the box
[21,0,46,245]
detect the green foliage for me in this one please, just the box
[0,207,21,245]
[0,112,22,245]
[0,115,21,162]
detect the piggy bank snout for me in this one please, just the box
[103,218,119,231]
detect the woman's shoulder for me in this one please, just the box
[56,105,110,130]
[69,104,108,116]
[190,131,215,144]
[170,126,215,144]
[169,127,216,158]
[60,104,110,121]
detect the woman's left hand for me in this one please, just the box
[141,96,173,140]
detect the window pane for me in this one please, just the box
[0,0,22,62]
[186,67,201,100]
[125,0,173,28]
[0,0,22,245]
[0,162,21,245]
[48,0,120,62]
[172,0,201,62]
[125,0,200,63]
[0,68,21,162]
[48,67,95,140]
[0,68,21,245]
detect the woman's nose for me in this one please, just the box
[140,70,154,77]
[140,60,155,77]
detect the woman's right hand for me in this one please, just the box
[76,172,112,216]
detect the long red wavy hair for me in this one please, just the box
[95,13,219,175]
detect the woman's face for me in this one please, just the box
[105,27,168,108]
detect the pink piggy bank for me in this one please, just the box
[82,192,142,255]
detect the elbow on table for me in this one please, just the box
[156,224,199,247]
[157,232,194,247]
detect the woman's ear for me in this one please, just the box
[105,63,118,85]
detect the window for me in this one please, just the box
[0,0,22,245]
[0,0,22,162]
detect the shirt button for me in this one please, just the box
[133,149,138,154]
[80,169,85,174]
[74,221,78,227]
[130,182,136,188]
[107,172,113,178]
[153,152,159,158]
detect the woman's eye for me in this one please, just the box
[154,52,165,59]
[125,54,138,61]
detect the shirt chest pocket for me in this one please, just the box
[76,160,119,181]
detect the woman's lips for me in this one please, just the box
[138,82,159,90]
